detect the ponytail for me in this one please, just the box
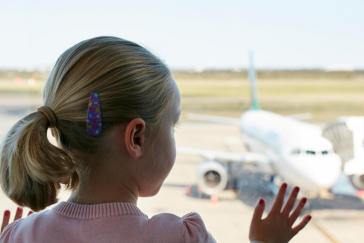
[0,112,77,211]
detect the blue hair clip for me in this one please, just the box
[86,92,102,137]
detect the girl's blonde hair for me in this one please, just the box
[0,36,176,211]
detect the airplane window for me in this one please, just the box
[305,150,316,155]
[321,150,329,155]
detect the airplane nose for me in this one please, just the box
[306,155,342,188]
[289,155,342,190]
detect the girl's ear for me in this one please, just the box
[124,118,146,159]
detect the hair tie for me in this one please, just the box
[37,106,58,128]
[86,92,103,137]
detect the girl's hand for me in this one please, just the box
[1,207,32,233]
[249,183,312,243]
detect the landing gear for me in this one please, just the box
[267,175,279,195]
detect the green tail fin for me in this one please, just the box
[248,52,260,110]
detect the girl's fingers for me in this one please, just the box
[282,186,300,216]
[251,198,265,224]
[1,210,10,233]
[288,197,307,226]
[14,207,23,221]
[292,215,312,236]
[269,183,287,215]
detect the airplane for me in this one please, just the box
[178,52,343,198]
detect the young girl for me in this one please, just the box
[0,36,311,242]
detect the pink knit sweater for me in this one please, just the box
[0,201,216,243]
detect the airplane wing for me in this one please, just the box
[177,146,273,173]
[287,113,312,121]
[187,112,312,126]
[177,146,266,162]
[187,113,240,126]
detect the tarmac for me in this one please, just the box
[0,95,364,242]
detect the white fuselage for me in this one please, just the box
[240,109,342,192]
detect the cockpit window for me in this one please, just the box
[321,150,329,155]
[291,149,301,155]
[291,149,331,156]
[305,150,316,155]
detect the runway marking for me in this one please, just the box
[311,218,340,243]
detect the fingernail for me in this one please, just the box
[282,183,287,188]
[294,186,299,192]
[4,210,10,216]
[16,207,23,213]
[307,215,312,220]
[302,197,307,203]
[259,198,264,205]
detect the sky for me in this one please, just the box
[0,0,364,70]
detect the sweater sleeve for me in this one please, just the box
[181,212,216,243]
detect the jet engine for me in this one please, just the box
[196,160,231,196]
[349,174,364,190]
